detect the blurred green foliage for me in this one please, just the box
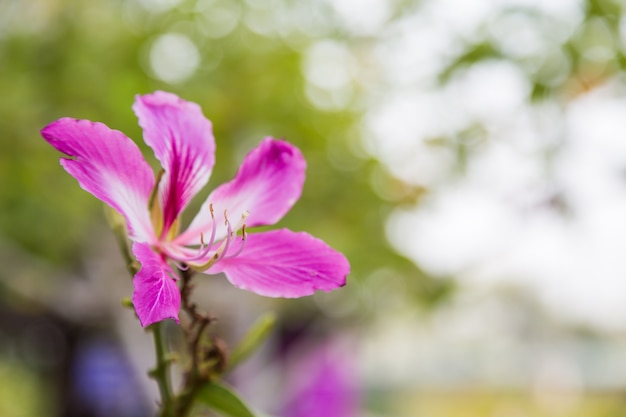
[2,0,625,315]
[440,0,626,100]
[3,0,626,416]
[0,0,446,311]
[393,390,626,417]
[0,359,50,416]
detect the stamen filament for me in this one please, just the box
[174,209,249,271]
[172,260,190,271]
[189,203,217,260]
[224,225,246,259]
[215,213,233,263]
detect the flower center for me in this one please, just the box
[165,203,248,271]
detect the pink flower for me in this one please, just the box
[282,340,360,417]
[41,91,350,327]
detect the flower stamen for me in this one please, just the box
[224,224,246,259]
[182,209,249,270]
[214,211,233,263]
[172,260,190,271]
[190,203,217,260]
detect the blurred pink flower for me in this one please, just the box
[283,340,360,417]
[42,91,349,327]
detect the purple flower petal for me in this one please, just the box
[41,118,155,242]
[283,340,360,417]
[179,138,305,244]
[207,229,349,298]
[133,91,216,235]
[131,242,181,327]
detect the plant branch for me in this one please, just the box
[150,321,175,417]
[173,267,226,416]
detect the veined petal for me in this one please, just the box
[179,138,305,245]
[207,229,349,298]
[41,118,155,242]
[131,242,181,327]
[133,91,216,234]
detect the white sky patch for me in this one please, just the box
[363,91,458,186]
[385,85,626,331]
[303,40,354,90]
[304,83,354,111]
[243,3,276,36]
[137,0,182,13]
[277,1,333,40]
[444,60,531,125]
[558,87,626,213]
[423,0,494,39]
[149,33,200,84]
[196,0,240,39]
[303,40,356,110]
[475,207,626,330]
[387,185,518,275]
[354,0,626,331]
[506,0,584,19]
[424,0,583,39]
[363,61,530,187]
[465,139,547,207]
[373,14,460,87]
[488,12,546,60]
[327,0,392,36]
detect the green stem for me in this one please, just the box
[151,321,174,417]
[108,210,140,276]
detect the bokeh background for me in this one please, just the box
[3,0,626,416]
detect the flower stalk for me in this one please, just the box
[174,267,216,416]
[150,321,175,417]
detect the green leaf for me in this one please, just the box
[229,312,276,370]
[196,381,256,417]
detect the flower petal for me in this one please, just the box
[41,118,155,242]
[131,242,181,327]
[207,229,349,297]
[133,91,216,234]
[179,138,305,244]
